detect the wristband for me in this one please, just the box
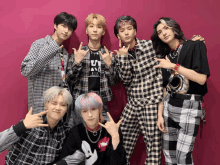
[173,63,180,71]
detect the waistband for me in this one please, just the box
[168,92,203,101]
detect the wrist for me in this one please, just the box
[170,63,176,70]
[172,63,180,71]
[111,133,120,139]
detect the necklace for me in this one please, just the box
[85,126,102,143]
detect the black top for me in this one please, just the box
[56,122,127,165]
[162,40,210,96]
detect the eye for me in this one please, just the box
[164,26,169,29]
[61,104,67,107]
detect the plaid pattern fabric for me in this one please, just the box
[66,45,118,102]
[120,101,162,165]
[163,93,202,165]
[5,120,70,165]
[115,39,163,104]
[21,35,69,114]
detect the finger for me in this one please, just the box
[119,40,122,48]
[114,50,119,55]
[117,119,123,127]
[110,52,113,58]
[72,48,77,53]
[85,49,89,55]
[59,45,64,49]
[154,65,160,69]
[99,51,103,57]
[154,58,161,61]
[28,107,33,115]
[37,110,48,117]
[79,42,83,50]
[107,112,114,122]
[98,122,106,128]
[104,46,109,54]
[127,44,130,50]
[37,124,49,127]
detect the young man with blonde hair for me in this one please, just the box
[66,13,118,127]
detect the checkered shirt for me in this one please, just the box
[21,35,69,114]
[66,45,119,102]
[5,120,70,165]
[116,39,163,105]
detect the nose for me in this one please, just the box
[88,110,92,117]
[162,30,166,36]
[93,26,97,32]
[55,104,61,110]
[125,29,129,35]
[64,27,68,33]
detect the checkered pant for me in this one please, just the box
[120,100,162,165]
[163,93,202,165]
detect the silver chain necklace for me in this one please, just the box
[85,127,102,144]
[169,44,182,59]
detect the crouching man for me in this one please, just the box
[0,86,73,164]
[55,92,127,165]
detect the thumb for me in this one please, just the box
[114,50,119,55]
[72,48,76,53]
[110,52,113,58]
[28,107,33,115]
[117,119,123,127]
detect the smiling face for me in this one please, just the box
[45,94,68,122]
[156,23,175,44]
[86,18,105,41]
[54,23,73,42]
[117,23,136,45]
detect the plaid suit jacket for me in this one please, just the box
[116,39,163,105]
[21,35,69,114]
[66,45,119,102]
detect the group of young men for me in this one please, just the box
[0,12,203,165]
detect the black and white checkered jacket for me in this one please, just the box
[0,119,70,165]
[66,45,119,102]
[21,35,68,114]
[116,39,163,105]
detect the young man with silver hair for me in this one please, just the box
[0,86,80,165]
[54,92,126,165]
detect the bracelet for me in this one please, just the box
[173,63,180,71]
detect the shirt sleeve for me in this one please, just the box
[0,121,27,153]
[191,41,210,77]
[20,38,60,78]
[109,128,127,165]
[56,150,85,165]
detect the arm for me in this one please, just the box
[21,38,60,78]
[157,88,167,132]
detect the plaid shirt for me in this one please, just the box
[2,119,70,165]
[66,45,119,102]
[21,35,69,114]
[116,39,163,105]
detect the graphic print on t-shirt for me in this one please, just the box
[88,50,101,92]
[82,141,98,165]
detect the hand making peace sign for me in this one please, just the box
[72,42,89,64]
[99,46,113,67]
[99,112,123,138]
[114,40,130,56]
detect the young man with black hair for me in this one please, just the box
[66,13,118,127]
[114,16,205,165]
[21,12,77,115]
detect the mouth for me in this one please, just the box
[88,118,95,121]
[164,36,169,40]
[125,37,130,40]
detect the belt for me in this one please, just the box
[169,92,203,101]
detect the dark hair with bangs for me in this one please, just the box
[54,12,77,32]
[151,17,186,58]
[114,15,137,37]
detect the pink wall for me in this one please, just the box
[0,0,219,164]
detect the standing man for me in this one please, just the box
[21,12,77,115]
[66,13,118,127]
[114,15,164,165]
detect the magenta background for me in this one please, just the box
[0,0,219,164]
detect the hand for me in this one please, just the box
[157,116,167,132]
[114,40,130,55]
[99,112,122,138]
[154,56,175,69]
[72,42,89,64]
[100,46,113,67]
[191,35,205,43]
[59,45,64,49]
[23,107,49,129]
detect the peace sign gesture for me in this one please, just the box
[99,46,113,67]
[99,112,123,138]
[114,40,130,56]
[72,42,89,64]
[23,107,49,129]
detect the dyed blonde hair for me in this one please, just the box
[85,13,106,30]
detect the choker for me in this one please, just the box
[85,126,102,143]
[86,125,101,136]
